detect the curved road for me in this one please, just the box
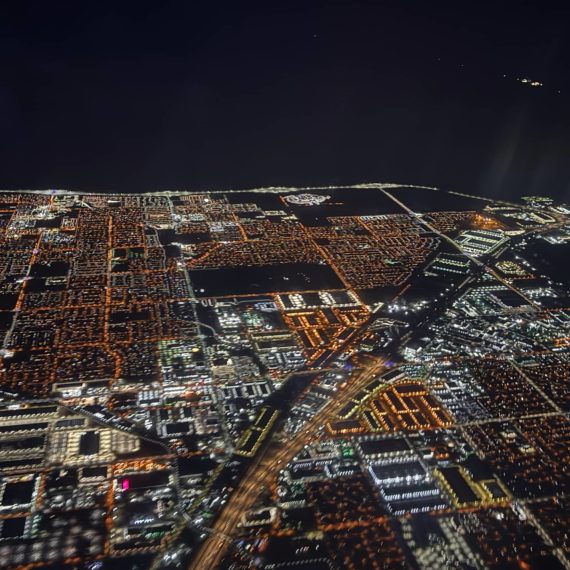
[188,357,387,569]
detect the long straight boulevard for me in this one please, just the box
[186,191,566,569]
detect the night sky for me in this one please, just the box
[1,1,569,200]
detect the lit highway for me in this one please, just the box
[1,186,568,569]
[187,357,388,569]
